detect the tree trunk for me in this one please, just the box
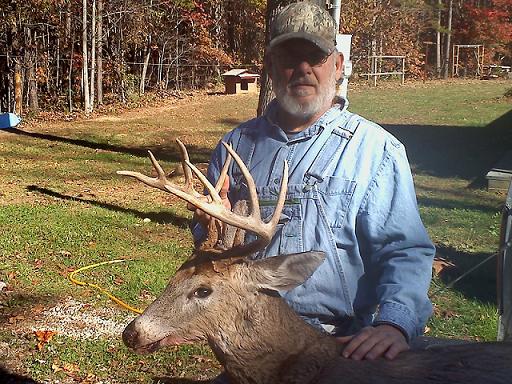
[65,2,73,112]
[443,0,453,79]
[436,0,442,78]
[139,45,151,95]
[96,0,103,104]
[90,0,96,111]
[82,0,91,113]
[25,27,39,113]
[14,62,23,116]
[257,0,295,117]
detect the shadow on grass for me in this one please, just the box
[2,128,213,163]
[217,117,249,127]
[417,195,500,214]
[384,109,512,185]
[26,186,191,228]
[0,291,57,324]
[0,367,39,384]
[153,378,211,384]
[435,244,498,304]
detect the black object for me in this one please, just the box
[498,181,512,341]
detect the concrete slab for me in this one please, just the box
[487,150,512,191]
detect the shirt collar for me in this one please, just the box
[263,97,348,143]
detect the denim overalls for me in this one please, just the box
[203,100,434,340]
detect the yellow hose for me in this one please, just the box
[68,259,143,314]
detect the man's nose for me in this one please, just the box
[293,59,313,76]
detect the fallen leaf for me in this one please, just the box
[62,362,80,374]
[33,304,46,314]
[79,373,97,384]
[58,250,72,258]
[34,259,43,270]
[8,314,25,324]
[432,257,456,276]
[35,330,57,350]
[441,309,458,319]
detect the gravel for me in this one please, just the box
[23,297,134,340]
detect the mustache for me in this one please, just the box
[288,79,316,87]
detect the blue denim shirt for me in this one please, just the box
[198,99,434,341]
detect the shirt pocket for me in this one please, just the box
[247,202,303,258]
[317,176,356,229]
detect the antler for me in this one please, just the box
[117,139,288,255]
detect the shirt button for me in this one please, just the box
[274,178,280,185]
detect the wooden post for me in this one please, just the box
[373,56,377,87]
[14,67,22,116]
[401,57,405,85]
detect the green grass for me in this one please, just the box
[0,202,187,302]
[1,80,511,381]
[1,331,216,383]
[349,80,512,340]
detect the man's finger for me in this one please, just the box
[336,336,353,344]
[364,339,392,360]
[384,341,410,360]
[341,330,372,359]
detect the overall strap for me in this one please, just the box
[303,112,361,188]
[230,130,257,186]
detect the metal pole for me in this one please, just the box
[330,0,342,32]
[402,57,405,85]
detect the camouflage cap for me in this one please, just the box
[269,2,336,54]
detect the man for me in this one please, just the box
[193,1,434,364]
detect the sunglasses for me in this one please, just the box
[271,46,334,68]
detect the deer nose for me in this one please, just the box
[122,320,141,348]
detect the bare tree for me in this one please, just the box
[90,0,96,109]
[82,0,91,113]
[257,0,295,117]
[436,0,442,77]
[443,0,453,79]
[96,0,103,104]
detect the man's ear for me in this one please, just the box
[249,251,326,292]
[335,52,344,81]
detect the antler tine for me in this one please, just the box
[222,141,288,246]
[118,140,289,256]
[117,148,202,198]
[117,150,174,193]
[175,138,195,193]
[214,143,232,193]
[184,159,223,205]
[222,142,259,217]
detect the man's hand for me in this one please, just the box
[336,324,409,361]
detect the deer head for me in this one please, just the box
[118,140,324,355]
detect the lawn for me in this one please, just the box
[0,79,511,383]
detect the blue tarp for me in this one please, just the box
[0,113,21,129]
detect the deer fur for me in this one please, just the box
[123,251,512,384]
[119,141,512,384]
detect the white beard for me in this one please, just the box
[272,66,337,119]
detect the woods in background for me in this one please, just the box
[0,0,510,115]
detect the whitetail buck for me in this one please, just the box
[120,140,512,384]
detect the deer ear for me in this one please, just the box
[251,252,326,292]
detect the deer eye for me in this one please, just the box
[192,287,212,299]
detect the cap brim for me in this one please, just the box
[268,32,334,54]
